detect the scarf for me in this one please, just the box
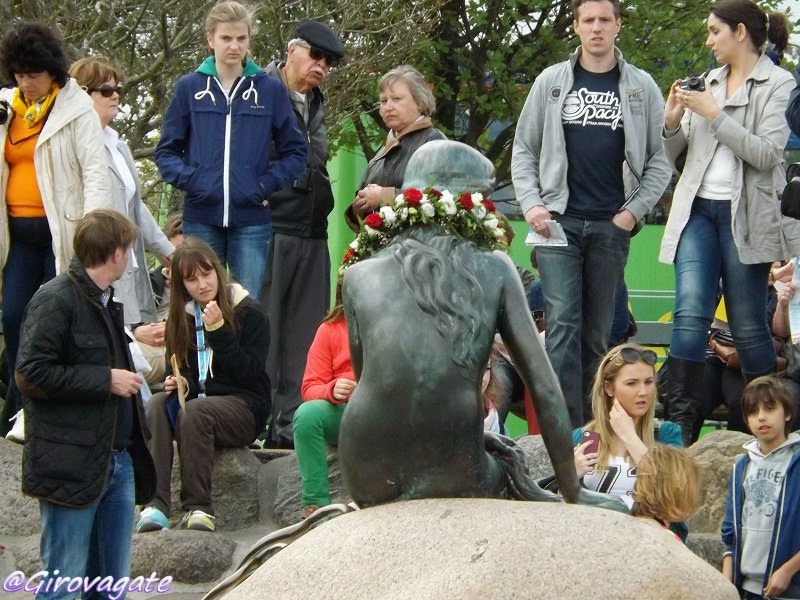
[11,82,60,128]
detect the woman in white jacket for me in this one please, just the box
[70,58,175,331]
[0,24,111,438]
[659,0,800,446]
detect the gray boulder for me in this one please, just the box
[232,498,738,600]
[132,530,236,583]
[515,434,554,481]
[271,451,350,527]
[161,446,261,531]
[0,439,40,536]
[687,532,726,570]
[687,430,752,534]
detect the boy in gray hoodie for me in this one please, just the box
[722,376,800,599]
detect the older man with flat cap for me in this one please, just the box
[261,19,345,448]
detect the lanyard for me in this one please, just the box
[194,303,211,398]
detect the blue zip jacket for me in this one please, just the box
[722,435,800,598]
[155,57,306,228]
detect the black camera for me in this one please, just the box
[679,76,705,92]
[0,100,9,125]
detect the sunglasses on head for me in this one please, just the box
[88,85,122,98]
[608,347,657,366]
[297,40,340,68]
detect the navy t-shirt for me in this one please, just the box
[562,62,625,220]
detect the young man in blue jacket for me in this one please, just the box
[155,2,306,299]
[722,376,800,600]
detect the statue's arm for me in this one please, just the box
[494,254,582,502]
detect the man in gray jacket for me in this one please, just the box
[511,0,670,428]
[261,19,345,448]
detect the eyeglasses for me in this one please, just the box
[296,39,341,68]
[87,85,122,98]
[608,347,657,366]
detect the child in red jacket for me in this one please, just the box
[293,285,355,517]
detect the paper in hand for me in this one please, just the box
[525,220,568,247]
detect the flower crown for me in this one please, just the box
[340,187,507,274]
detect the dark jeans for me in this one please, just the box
[536,214,630,427]
[145,392,257,515]
[1,217,55,429]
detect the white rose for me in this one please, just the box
[422,203,436,217]
[400,207,409,221]
[472,205,487,219]
[492,227,505,238]
[440,197,457,215]
[349,239,360,250]
[380,206,397,224]
[484,217,498,230]
[365,226,378,237]
[472,193,484,204]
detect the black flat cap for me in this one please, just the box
[294,19,345,59]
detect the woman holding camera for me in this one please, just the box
[659,0,800,446]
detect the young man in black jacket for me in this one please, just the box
[261,19,345,448]
[16,209,155,598]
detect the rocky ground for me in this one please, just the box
[0,430,749,598]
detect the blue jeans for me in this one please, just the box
[1,217,56,420]
[182,221,271,300]
[536,215,630,427]
[670,198,774,377]
[37,451,135,600]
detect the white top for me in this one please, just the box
[696,143,738,200]
[103,127,136,209]
[583,455,637,509]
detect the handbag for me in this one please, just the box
[782,163,800,219]
[708,330,741,370]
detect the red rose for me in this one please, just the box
[459,193,474,210]
[343,248,355,263]
[364,213,384,229]
[428,188,442,199]
[483,199,496,213]
[403,188,423,207]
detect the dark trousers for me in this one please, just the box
[261,233,330,444]
[1,217,55,432]
[145,392,256,515]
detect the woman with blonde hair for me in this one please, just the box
[572,344,683,509]
[155,0,305,298]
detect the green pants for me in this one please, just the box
[293,400,346,507]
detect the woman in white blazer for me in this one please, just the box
[0,24,111,437]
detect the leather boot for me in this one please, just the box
[659,356,705,447]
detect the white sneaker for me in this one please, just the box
[5,409,25,444]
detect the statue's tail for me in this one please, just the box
[484,432,562,503]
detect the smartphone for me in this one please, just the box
[582,431,600,455]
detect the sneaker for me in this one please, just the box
[136,507,169,533]
[181,510,215,532]
[5,410,25,444]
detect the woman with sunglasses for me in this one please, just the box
[0,24,111,439]
[572,344,683,511]
[69,57,175,340]
[345,65,446,231]
[155,1,306,299]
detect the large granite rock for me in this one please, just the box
[232,498,738,600]
[687,532,726,570]
[0,439,40,536]
[687,430,752,534]
[271,451,350,527]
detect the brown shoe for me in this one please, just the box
[303,505,319,520]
